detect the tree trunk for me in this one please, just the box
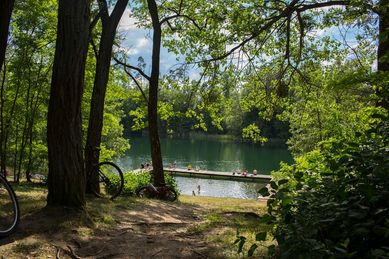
[377,0,389,110]
[0,0,15,72]
[85,0,128,193]
[47,0,90,207]
[0,65,6,176]
[147,0,165,186]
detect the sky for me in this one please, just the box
[115,5,376,79]
[116,9,185,77]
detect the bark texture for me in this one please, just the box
[85,0,129,192]
[0,0,15,71]
[47,0,90,207]
[147,0,165,186]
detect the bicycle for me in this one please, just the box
[0,173,20,237]
[87,147,124,200]
[136,183,177,201]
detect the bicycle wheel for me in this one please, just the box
[0,175,19,237]
[90,162,124,200]
[163,187,177,202]
[136,186,154,199]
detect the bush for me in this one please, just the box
[107,171,179,197]
[259,112,389,258]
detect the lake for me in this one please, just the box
[117,135,293,199]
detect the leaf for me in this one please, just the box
[248,243,258,257]
[258,187,270,197]
[270,181,278,190]
[295,171,304,179]
[267,244,276,256]
[278,179,289,185]
[259,214,275,223]
[255,232,267,241]
[334,246,348,254]
[237,236,246,254]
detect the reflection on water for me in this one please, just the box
[117,136,293,199]
[175,176,267,199]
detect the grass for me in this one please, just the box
[180,195,274,258]
[3,182,274,258]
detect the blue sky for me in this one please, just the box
[117,9,185,76]
[116,6,376,78]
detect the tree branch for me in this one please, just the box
[124,67,149,103]
[297,1,349,12]
[160,13,202,31]
[97,0,109,25]
[90,10,102,32]
[197,0,352,64]
[285,15,291,61]
[296,11,304,63]
[90,38,99,60]
[113,56,151,81]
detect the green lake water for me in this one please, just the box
[118,135,293,199]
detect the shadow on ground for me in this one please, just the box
[0,193,213,259]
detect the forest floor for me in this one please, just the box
[0,182,272,258]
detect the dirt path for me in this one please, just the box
[0,199,213,258]
[70,201,211,259]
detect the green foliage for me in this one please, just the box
[242,124,267,144]
[1,0,57,178]
[106,171,179,197]
[83,54,130,161]
[281,58,376,155]
[259,111,389,258]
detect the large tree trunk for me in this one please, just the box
[0,0,14,176]
[0,66,6,176]
[85,0,128,193]
[47,0,90,207]
[377,0,389,110]
[0,0,15,71]
[147,0,165,186]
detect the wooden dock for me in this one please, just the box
[134,167,272,182]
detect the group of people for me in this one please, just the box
[233,169,258,176]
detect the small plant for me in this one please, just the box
[234,230,270,257]
[106,171,179,197]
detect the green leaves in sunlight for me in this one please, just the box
[261,111,389,258]
[234,231,247,254]
[242,124,267,144]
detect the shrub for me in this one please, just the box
[107,171,179,197]
[258,112,389,258]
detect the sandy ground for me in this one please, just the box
[0,199,214,259]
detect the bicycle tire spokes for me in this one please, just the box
[93,162,124,200]
[0,177,19,237]
[98,171,109,183]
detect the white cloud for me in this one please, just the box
[118,9,139,31]
[136,37,150,49]
[115,7,187,76]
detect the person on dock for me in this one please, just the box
[197,185,201,195]
[253,169,257,175]
[192,190,196,196]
